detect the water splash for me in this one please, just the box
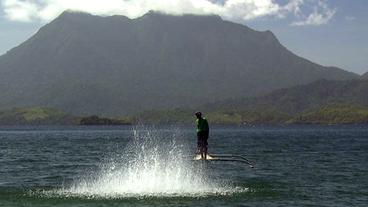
[52,127,247,198]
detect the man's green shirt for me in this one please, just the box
[196,117,209,132]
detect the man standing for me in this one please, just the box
[195,111,209,160]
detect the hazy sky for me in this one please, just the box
[0,0,367,74]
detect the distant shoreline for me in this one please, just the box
[0,122,367,127]
[1,105,368,126]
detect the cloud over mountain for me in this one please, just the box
[2,0,336,26]
[291,0,336,26]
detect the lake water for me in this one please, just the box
[0,125,367,206]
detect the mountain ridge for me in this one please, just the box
[203,79,368,115]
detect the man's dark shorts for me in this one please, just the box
[197,131,209,148]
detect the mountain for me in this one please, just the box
[204,79,368,115]
[0,11,358,116]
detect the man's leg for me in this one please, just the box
[203,142,208,160]
[203,131,209,160]
[197,132,201,155]
[200,139,205,159]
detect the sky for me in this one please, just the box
[0,0,367,74]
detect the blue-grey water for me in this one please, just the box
[0,125,367,206]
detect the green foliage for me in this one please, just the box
[1,104,368,126]
[290,104,368,124]
[132,104,368,125]
[0,107,78,125]
[0,107,132,126]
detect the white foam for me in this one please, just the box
[53,127,247,198]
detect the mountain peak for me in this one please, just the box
[139,10,222,21]
[57,10,94,19]
[56,10,223,23]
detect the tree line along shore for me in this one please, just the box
[1,105,368,126]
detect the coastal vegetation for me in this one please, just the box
[131,109,291,125]
[0,104,368,126]
[1,79,368,126]
[80,115,131,125]
[0,107,78,125]
[132,105,368,125]
[290,105,368,124]
[0,107,131,126]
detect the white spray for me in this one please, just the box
[55,127,246,198]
